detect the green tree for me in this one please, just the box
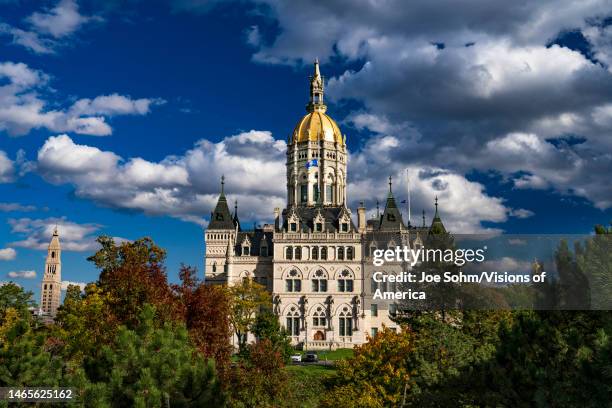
[252,308,292,363]
[0,282,35,323]
[226,279,270,351]
[75,305,225,407]
[54,283,118,364]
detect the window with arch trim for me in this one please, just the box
[312,306,327,327]
[311,246,319,260]
[286,246,293,260]
[286,306,300,336]
[286,270,301,292]
[320,247,328,260]
[338,270,354,292]
[312,270,327,292]
[347,246,354,260]
[339,306,353,336]
[337,247,345,260]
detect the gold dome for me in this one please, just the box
[291,111,344,145]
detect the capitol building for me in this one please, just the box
[204,61,445,349]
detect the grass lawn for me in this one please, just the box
[292,348,354,361]
[316,348,354,361]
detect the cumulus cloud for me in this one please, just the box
[189,0,612,212]
[36,131,287,225]
[0,151,15,182]
[8,217,103,251]
[0,62,163,137]
[0,248,17,260]
[27,0,93,38]
[0,0,100,54]
[7,270,36,279]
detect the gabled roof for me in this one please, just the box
[282,205,356,233]
[379,181,405,231]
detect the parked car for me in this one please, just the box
[291,354,302,363]
[303,351,318,362]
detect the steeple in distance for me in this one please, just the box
[307,59,327,113]
[40,226,62,322]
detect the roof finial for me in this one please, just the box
[376,200,380,217]
[307,59,326,113]
[422,209,426,227]
[388,176,393,194]
[234,199,238,216]
[53,224,58,236]
[434,196,439,217]
[220,175,225,195]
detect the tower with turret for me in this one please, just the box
[40,227,62,321]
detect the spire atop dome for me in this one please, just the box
[307,59,326,113]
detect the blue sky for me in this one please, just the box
[0,0,611,299]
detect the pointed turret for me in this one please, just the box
[233,199,241,231]
[429,196,447,234]
[209,176,235,230]
[306,59,327,113]
[379,175,405,230]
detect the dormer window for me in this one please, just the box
[341,223,349,232]
[315,222,323,232]
[242,246,250,256]
[290,222,297,232]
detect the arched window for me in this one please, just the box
[346,246,354,260]
[286,306,300,336]
[338,270,354,292]
[312,246,319,260]
[286,270,301,292]
[337,247,345,261]
[295,247,302,260]
[321,247,328,260]
[51,251,55,258]
[312,306,326,327]
[212,262,217,273]
[312,270,327,292]
[286,246,293,260]
[242,245,250,256]
[339,306,352,336]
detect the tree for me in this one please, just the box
[54,283,118,364]
[577,224,612,309]
[252,308,293,363]
[226,279,270,351]
[173,265,232,375]
[228,339,289,408]
[88,236,177,327]
[75,305,225,407]
[321,327,413,408]
[0,282,35,323]
[0,285,62,388]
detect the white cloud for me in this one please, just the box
[7,270,36,279]
[0,0,100,55]
[208,0,612,213]
[0,23,56,54]
[0,151,14,183]
[0,62,163,137]
[509,208,535,219]
[27,0,94,39]
[61,280,86,291]
[8,216,102,251]
[0,248,17,260]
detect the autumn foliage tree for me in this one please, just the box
[88,236,178,327]
[173,264,232,374]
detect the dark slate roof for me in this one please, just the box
[208,193,235,230]
[379,192,405,230]
[235,230,274,256]
[364,227,430,247]
[281,205,356,233]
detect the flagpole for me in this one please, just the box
[406,168,411,227]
